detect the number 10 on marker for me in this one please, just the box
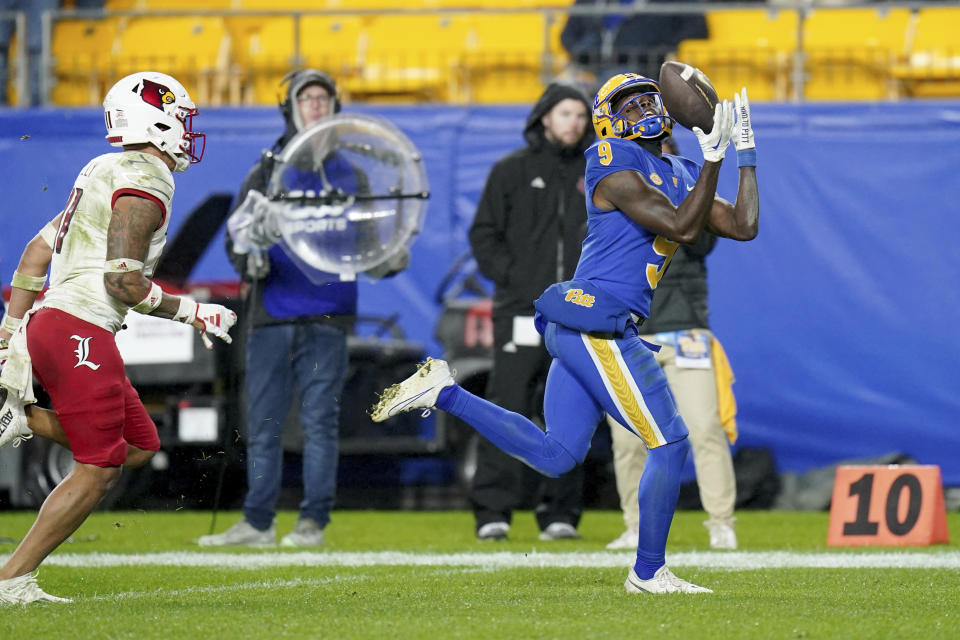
[827,465,949,547]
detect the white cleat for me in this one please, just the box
[370,357,455,422]
[706,520,738,550]
[0,385,33,450]
[476,521,510,541]
[605,528,639,550]
[539,522,581,541]
[280,518,325,547]
[0,573,72,605]
[624,566,713,594]
[197,519,276,548]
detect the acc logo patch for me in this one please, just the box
[672,176,678,187]
[648,172,663,186]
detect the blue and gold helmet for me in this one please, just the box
[592,73,673,142]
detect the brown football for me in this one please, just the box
[658,61,720,133]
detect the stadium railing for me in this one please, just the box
[1,10,26,106]
[21,2,960,107]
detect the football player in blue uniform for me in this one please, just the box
[372,73,759,594]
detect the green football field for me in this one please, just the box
[1,510,958,639]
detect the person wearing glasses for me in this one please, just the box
[200,70,403,548]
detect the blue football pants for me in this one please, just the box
[437,321,690,577]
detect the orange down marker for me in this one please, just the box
[827,465,949,547]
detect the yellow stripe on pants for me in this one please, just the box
[586,334,660,448]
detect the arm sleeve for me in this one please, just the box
[468,161,512,286]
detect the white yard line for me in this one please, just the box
[36,550,960,570]
[86,575,369,602]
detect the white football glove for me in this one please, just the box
[733,88,755,151]
[228,190,282,252]
[0,337,9,368]
[174,299,238,348]
[692,100,735,163]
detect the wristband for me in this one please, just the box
[11,270,46,292]
[737,148,757,168]
[173,296,198,324]
[131,281,164,313]
[104,258,145,273]
[2,313,21,334]
[39,220,58,248]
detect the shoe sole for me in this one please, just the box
[624,575,713,594]
[280,539,324,547]
[197,540,276,548]
[371,359,452,422]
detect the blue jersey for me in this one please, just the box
[574,137,701,319]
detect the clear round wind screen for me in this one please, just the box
[267,113,429,279]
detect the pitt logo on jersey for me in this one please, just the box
[648,172,663,186]
[564,288,595,308]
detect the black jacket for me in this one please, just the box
[643,231,716,334]
[469,83,595,319]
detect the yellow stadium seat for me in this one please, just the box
[237,0,339,8]
[50,18,120,106]
[675,9,798,101]
[111,16,229,106]
[224,15,269,104]
[463,13,564,103]
[344,14,470,102]
[424,0,572,6]
[132,0,233,7]
[802,8,912,100]
[300,15,367,77]
[244,16,298,104]
[246,16,365,105]
[892,7,960,98]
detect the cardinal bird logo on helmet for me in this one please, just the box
[139,78,176,111]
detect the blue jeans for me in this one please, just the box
[242,322,348,531]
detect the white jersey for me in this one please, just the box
[41,151,174,333]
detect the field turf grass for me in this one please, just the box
[1,510,958,639]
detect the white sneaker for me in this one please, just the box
[280,518,325,547]
[370,358,455,422]
[197,519,276,547]
[0,385,33,450]
[624,566,712,594]
[0,573,72,605]
[705,520,738,550]
[539,522,580,541]
[476,521,510,541]
[605,528,639,550]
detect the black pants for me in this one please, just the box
[470,318,584,532]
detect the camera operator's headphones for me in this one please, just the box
[278,69,341,131]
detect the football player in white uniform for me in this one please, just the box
[0,72,236,605]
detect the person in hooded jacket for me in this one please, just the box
[467,82,595,541]
[200,69,403,548]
